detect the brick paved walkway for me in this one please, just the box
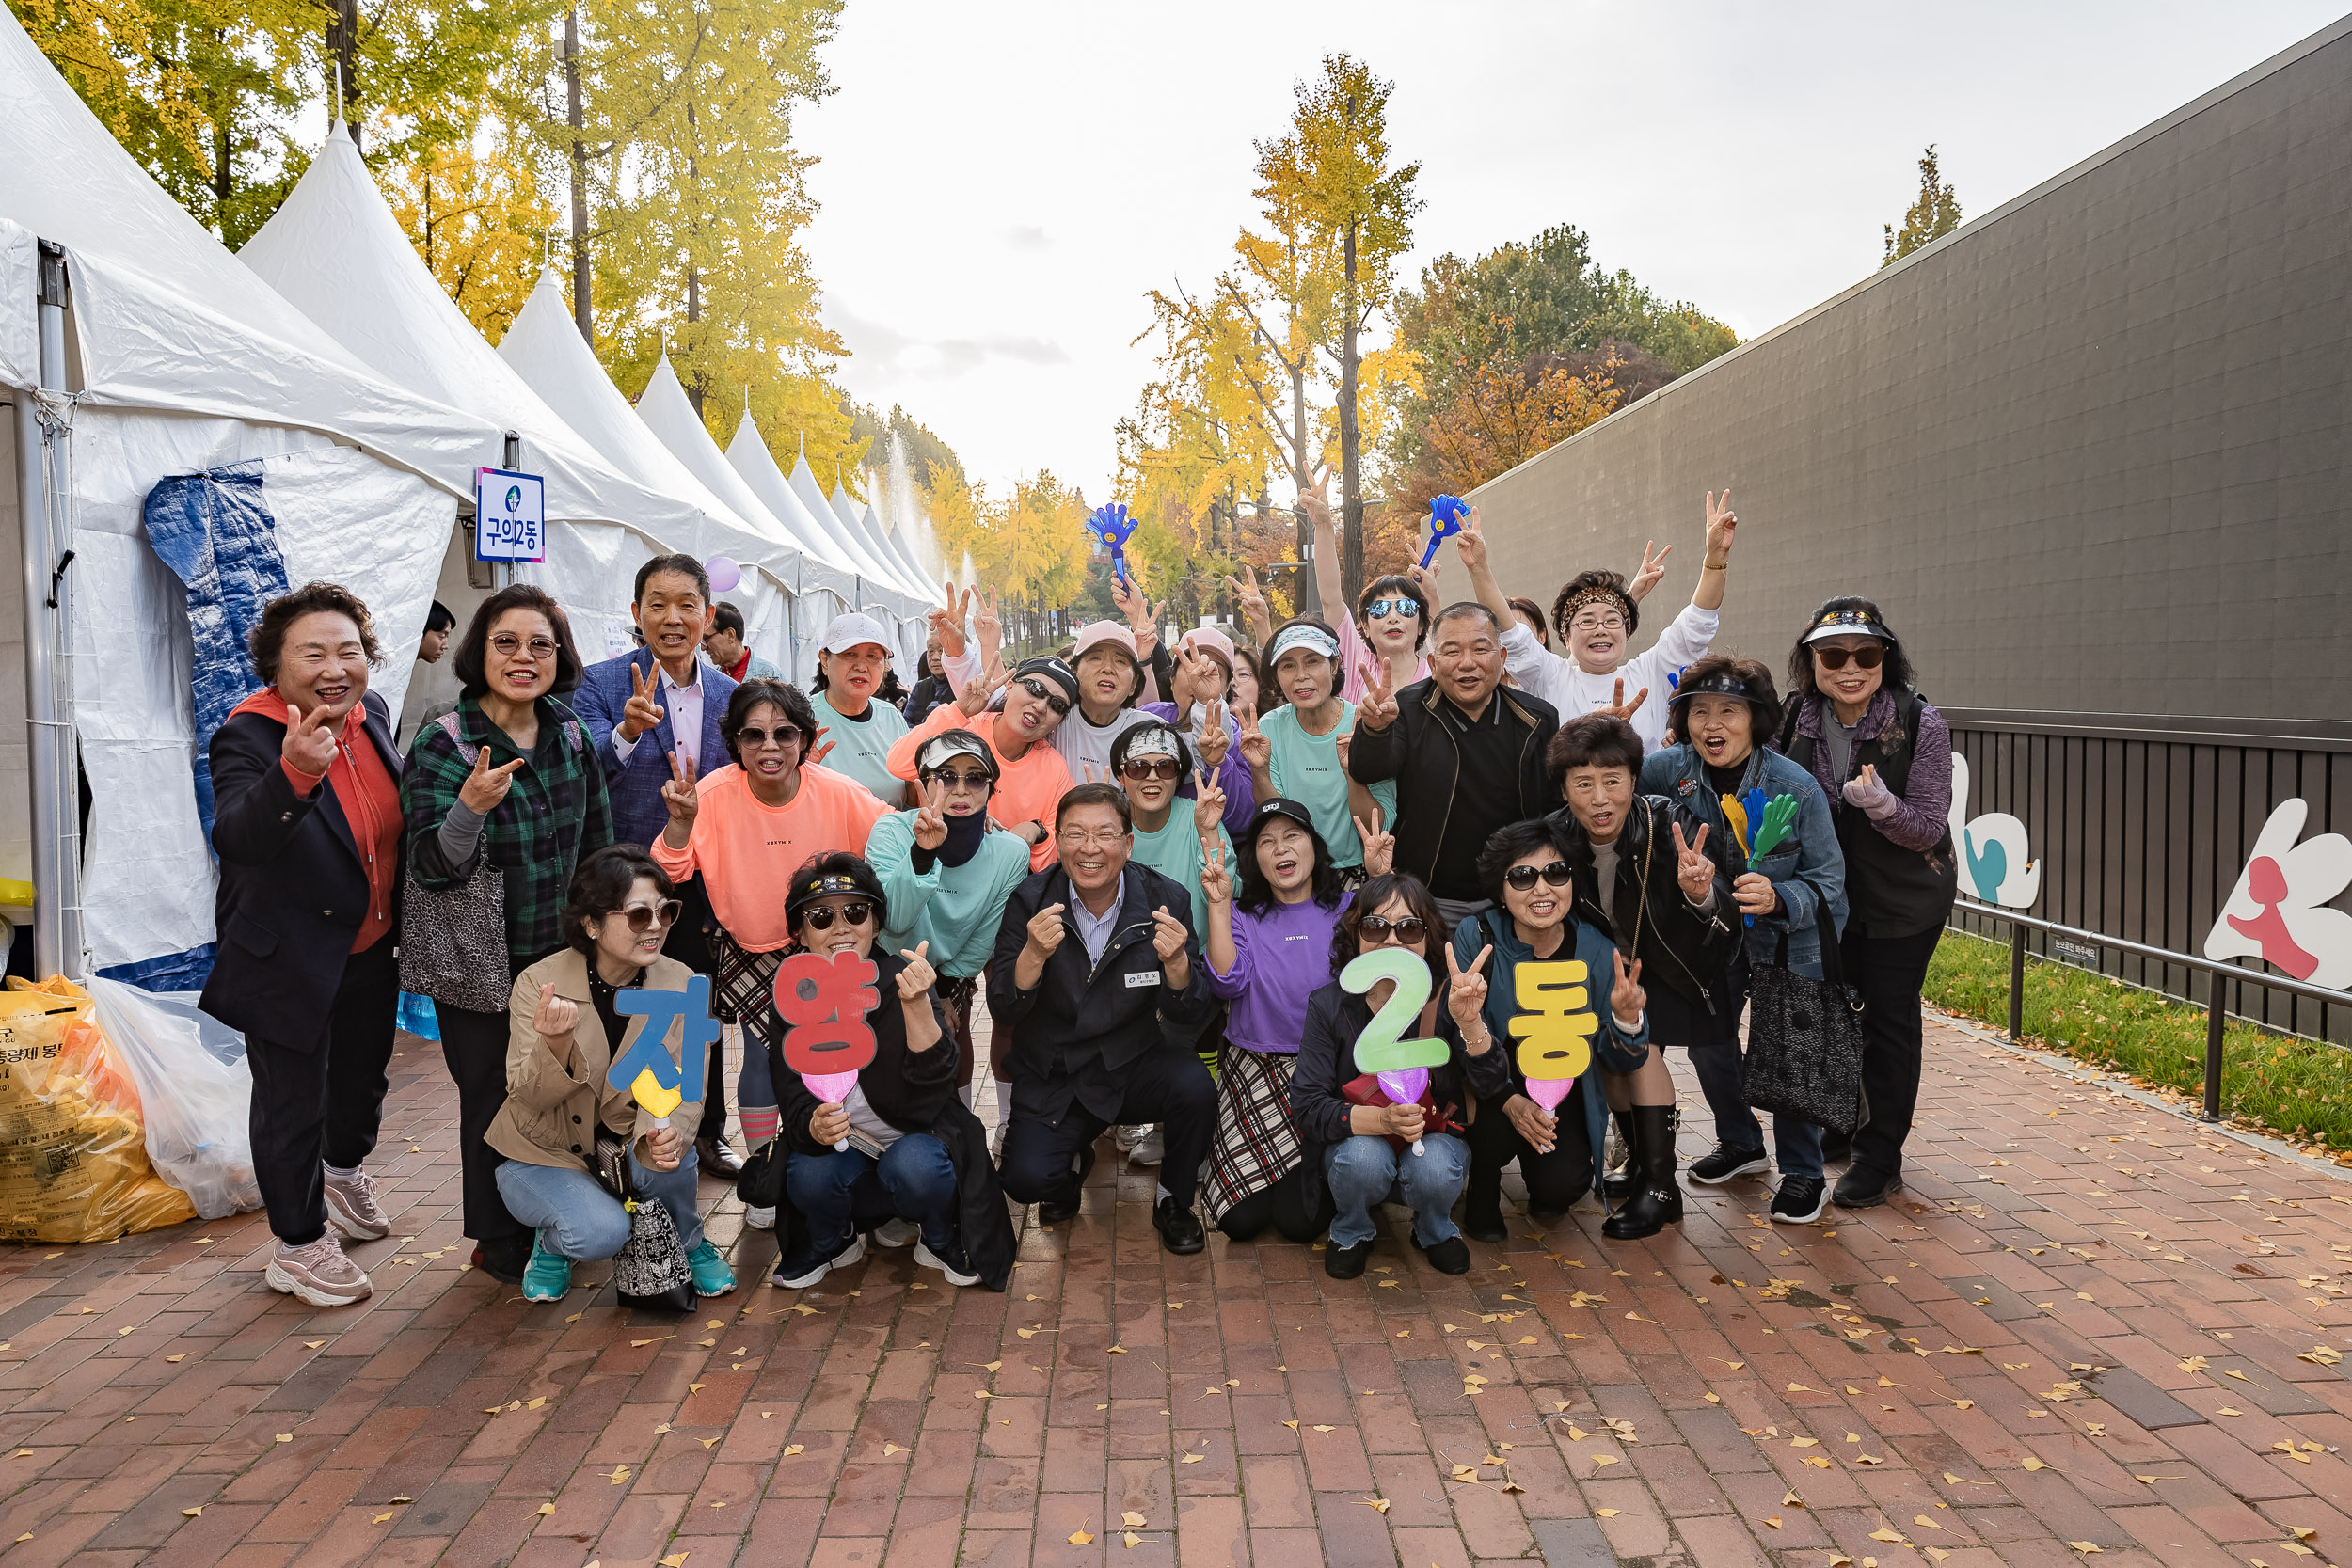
[5,1009,2351,1568]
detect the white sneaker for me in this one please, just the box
[744,1205,776,1231]
[771,1234,863,1291]
[322,1168,391,1241]
[264,1234,372,1307]
[1114,1123,1148,1151]
[872,1217,918,1248]
[914,1241,980,1287]
[1128,1127,1165,1166]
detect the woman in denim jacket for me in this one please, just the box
[1640,657,1848,1223]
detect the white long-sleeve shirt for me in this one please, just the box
[1500,602,1720,752]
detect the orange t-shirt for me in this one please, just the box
[883,701,1073,870]
[649,762,888,950]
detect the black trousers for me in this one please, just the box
[1843,925,1942,1177]
[1464,1080,1596,1214]
[1215,1164,1333,1244]
[246,940,398,1245]
[437,999,531,1258]
[999,1047,1216,1209]
[662,875,730,1142]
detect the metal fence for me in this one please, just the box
[1944,710,2352,1046]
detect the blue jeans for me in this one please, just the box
[1689,1040,1825,1180]
[784,1134,959,1268]
[1324,1132,1470,1249]
[494,1146,704,1259]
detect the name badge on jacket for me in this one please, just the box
[1124,971,1162,990]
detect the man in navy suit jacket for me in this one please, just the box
[570,552,743,1175]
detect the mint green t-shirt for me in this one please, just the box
[814,689,910,807]
[1128,809,1232,936]
[866,809,1032,980]
[1261,701,1392,867]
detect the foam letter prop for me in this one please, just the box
[774,950,882,1150]
[1340,945,1449,1156]
[608,975,723,1118]
[1506,959,1594,1114]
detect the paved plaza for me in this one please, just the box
[4,1010,2350,1568]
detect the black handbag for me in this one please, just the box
[1741,891,1867,1135]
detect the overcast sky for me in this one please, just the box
[798,2,2344,500]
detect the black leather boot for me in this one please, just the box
[1463,1166,1506,1243]
[1601,1109,1640,1202]
[1601,1105,1684,1241]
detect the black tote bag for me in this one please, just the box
[1742,892,1867,1136]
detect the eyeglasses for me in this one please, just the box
[928,767,992,790]
[1358,914,1428,945]
[617,899,685,933]
[1815,644,1885,672]
[1504,860,1574,892]
[736,724,803,749]
[489,632,560,661]
[800,901,874,931]
[1057,827,1129,849]
[1569,613,1628,635]
[1016,676,1072,717]
[1362,598,1422,621]
[1120,758,1182,783]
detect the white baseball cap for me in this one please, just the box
[819,611,893,656]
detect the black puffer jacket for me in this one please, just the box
[1547,794,1737,1017]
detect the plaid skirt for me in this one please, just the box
[708,927,787,1053]
[1201,1045,1304,1225]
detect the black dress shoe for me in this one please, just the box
[1832,1165,1902,1208]
[1153,1196,1205,1255]
[696,1136,746,1179]
[1038,1144,1096,1225]
[1419,1235,1471,1275]
[1324,1238,1373,1279]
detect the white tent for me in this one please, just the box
[495,267,806,675]
[0,10,487,981]
[831,474,932,604]
[865,499,937,600]
[239,131,801,711]
[784,446,912,601]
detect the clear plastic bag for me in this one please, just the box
[0,977,197,1241]
[83,976,261,1221]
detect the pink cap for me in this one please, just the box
[1178,625,1235,673]
[1071,620,1139,665]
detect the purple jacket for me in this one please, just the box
[1143,700,1256,842]
[1788,688,1953,853]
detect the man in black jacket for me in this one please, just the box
[986,783,1215,1253]
[1348,602,1560,923]
[202,583,405,1308]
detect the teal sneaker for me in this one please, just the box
[687,1240,737,1297]
[522,1237,571,1302]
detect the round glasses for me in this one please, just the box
[489,632,560,661]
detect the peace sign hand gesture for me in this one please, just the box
[1195,699,1230,768]
[972,588,1002,654]
[1191,768,1227,838]
[458,746,526,813]
[1671,820,1715,903]
[806,725,835,768]
[1200,837,1232,907]
[1629,538,1674,602]
[911,777,949,851]
[1235,705,1272,772]
[1357,658,1400,731]
[896,941,936,1000]
[1610,950,1647,1030]
[1600,677,1649,724]
[1445,942,1492,1030]
[1704,488,1739,564]
[1352,805,1394,878]
[660,748,699,830]
[1222,562,1268,624]
[280,701,339,779]
[957,668,1009,718]
[1453,507,1488,572]
[618,661,666,742]
[1297,464,1333,529]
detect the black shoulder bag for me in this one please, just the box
[1740,889,1867,1135]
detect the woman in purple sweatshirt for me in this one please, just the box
[1198,797,1383,1242]
[1773,597,1958,1209]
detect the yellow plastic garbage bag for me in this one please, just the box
[0,975,196,1242]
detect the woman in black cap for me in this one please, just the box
[1197,798,1378,1242]
[769,852,1018,1291]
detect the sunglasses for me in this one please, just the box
[1358,914,1428,944]
[1504,860,1574,892]
[488,632,560,661]
[737,724,803,749]
[1815,644,1886,672]
[928,767,992,790]
[1362,598,1422,621]
[1120,758,1182,783]
[616,899,683,933]
[800,901,874,932]
[1016,676,1072,717]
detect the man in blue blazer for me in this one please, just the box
[570,552,743,1176]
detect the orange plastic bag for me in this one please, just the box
[0,975,196,1242]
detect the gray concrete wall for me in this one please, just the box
[1470,16,2352,730]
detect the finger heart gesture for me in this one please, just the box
[280,701,339,778]
[896,941,935,998]
[1150,904,1188,961]
[532,981,578,1040]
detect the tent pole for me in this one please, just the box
[22,241,80,978]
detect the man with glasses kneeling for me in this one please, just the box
[986,783,1217,1253]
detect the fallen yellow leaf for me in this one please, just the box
[1069,1528,1094,1545]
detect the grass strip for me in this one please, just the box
[1928,927,2352,1159]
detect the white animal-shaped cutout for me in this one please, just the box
[2203,799,2352,989]
[1947,753,2040,909]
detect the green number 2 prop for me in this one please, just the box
[1340,947,1450,1074]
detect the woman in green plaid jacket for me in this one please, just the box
[401,584,613,1283]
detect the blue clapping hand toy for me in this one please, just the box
[1420,496,1469,570]
[1088,502,1140,586]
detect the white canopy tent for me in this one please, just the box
[778,442,916,604]
[0,9,496,981]
[495,267,807,677]
[832,473,933,605]
[239,133,801,720]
